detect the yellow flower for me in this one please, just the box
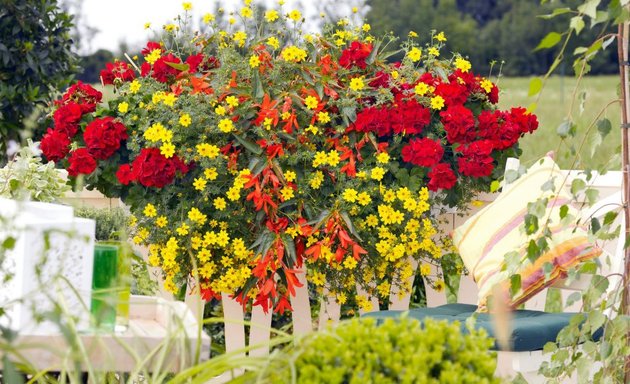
[391,70,399,79]
[288,9,302,22]
[179,113,192,127]
[280,186,294,200]
[480,78,494,93]
[305,124,319,135]
[434,279,445,292]
[164,24,178,33]
[284,170,296,182]
[362,24,371,32]
[233,31,247,47]
[407,47,421,62]
[226,187,240,201]
[214,105,227,116]
[371,167,386,181]
[349,77,365,92]
[196,143,220,158]
[182,2,192,11]
[203,13,215,24]
[176,223,189,236]
[143,203,157,217]
[281,45,307,62]
[160,142,176,158]
[414,82,429,96]
[357,192,371,206]
[304,95,318,110]
[188,207,207,225]
[129,79,141,93]
[430,95,445,110]
[218,118,234,133]
[193,177,207,191]
[428,47,440,57]
[267,37,280,50]
[156,216,168,228]
[376,152,390,164]
[327,150,340,167]
[454,57,472,73]
[205,167,218,180]
[309,171,324,189]
[366,214,379,227]
[408,31,418,38]
[343,257,358,269]
[240,7,253,18]
[342,188,358,202]
[163,93,177,107]
[312,151,328,168]
[435,31,447,42]
[144,22,151,30]
[226,96,239,108]
[214,197,227,210]
[118,102,129,114]
[229,17,236,25]
[265,10,279,22]
[249,55,260,68]
[317,112,331,124]
[145,49,162,65]
[420,263,432,276]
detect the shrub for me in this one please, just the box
[0,0,77,154]
[252,317,500,384]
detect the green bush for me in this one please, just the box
[251,317,500,384]
[0,0,78,154]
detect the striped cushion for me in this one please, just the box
[452,157,601,310]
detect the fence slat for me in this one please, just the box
[290,267,313,335]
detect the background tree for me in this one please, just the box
[0,0,78,161]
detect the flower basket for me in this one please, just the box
[40,3,537,315]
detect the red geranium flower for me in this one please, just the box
[131,148,186,188]
[509,107,539,134]
[100,61,136,85]
[488,84,499,104]
[457,140,495,177]
[40,128,71,162]
[61,81,102,113]
[53,102,83,138]
[152,54,182,83]
[116,164,134,185]
[401,138,444,167]
[390,99,431,135]
[83,117,128,160]
[141,41,162,56]
[185,54,204,73]
[350,106,391,137]
[427,163,457,191]
[339,41,372,69]
[67,148,97,177]
[440,104,476,144]
[434,81,468,107]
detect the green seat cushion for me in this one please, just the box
[362,304,602,352]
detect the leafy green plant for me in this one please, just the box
[0,0,78,155]
[244,317,500,384]
[0,140,70,202]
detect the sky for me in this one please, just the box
[74,0,363,54]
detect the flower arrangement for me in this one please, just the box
[40,2,537,312]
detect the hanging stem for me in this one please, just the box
[617,14,630,382]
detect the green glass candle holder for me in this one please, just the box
[91,243,118,332]
[100,241,132,332]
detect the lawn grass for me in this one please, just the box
[497,75,622,170]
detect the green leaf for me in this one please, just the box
[510,274,521,296]
[556,120,575,138]
[524,214,539,235]
[490,180,500,193]
[1,237,15,250]
[570,16,585,35]
[591,217,601,233]
[571,178,586,195]
[535,32,562,51]
[597,118,612,138]
[559,205,569,219]
[2,356,24,384]
[538,7,572,19]
[603,211,618,226]
[165,62,190,72]
[578,0,601,19]
[585,188,599,206]
[528,77,543,96]
[233,133,263,155]
[566,291,582,307]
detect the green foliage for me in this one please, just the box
[0,0,78,153]
[248,317,500,384]
[74,206,128,241]
[0,141,70,202]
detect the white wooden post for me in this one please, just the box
[290,267,313,335]
[317,288,341,330]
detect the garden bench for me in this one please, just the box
[204,159,623,383]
